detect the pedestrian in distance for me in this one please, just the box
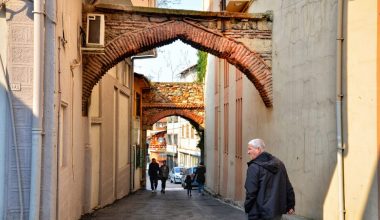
[194,161,206,195]
[244,139,295,220]
[148,158,160,193]
[184,174,193,197]
[159,160,170,194]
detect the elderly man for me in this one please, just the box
[244,139,295,220]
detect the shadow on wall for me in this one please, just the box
[0,62,33,219]
[5,0,33,21]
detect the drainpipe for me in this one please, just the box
[336,0,345,219]
[29,0,45,219]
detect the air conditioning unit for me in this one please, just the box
[86,14,105,47]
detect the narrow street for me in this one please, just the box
[81,179,246,220]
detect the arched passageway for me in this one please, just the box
[142,82,205,162]
[82,5,273,114]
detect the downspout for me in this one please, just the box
[336,0,345,219]
[30,0,45,219]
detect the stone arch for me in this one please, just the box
[83,20,272,113]
[145,109,204,130]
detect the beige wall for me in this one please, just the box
[205,0,378,219]
[344,1,378,219]
[87,61,133,212]
[56,0,84,219]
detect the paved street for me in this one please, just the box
[81,179,246,220]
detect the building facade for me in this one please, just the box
[204,0,378,219]
[166,116,201,168]
[0,0,156,219]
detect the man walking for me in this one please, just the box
[148,158,160,192]
[244,139,295,220]
[159,160,170,193]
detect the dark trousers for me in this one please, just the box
[187,185,192,195]
[161,177,167,190]
[150,176,158,190]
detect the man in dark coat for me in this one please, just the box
[148,158,160,192]
[195,161,206,195]
[244,139,295,220]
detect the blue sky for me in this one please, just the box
[133,0,204,82]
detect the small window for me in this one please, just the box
[135,92,141,117]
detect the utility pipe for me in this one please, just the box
[29,0,45,219]
[336,0,345,219]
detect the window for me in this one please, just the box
[172,116,178,123]
[59,103,69,167]
[167,134,172,145]
[135,92,141,117]
[224,60,229,88]
[186,125,190,138]
[191,127,194,139]
[173,134,178,145]
[158,137,165,143]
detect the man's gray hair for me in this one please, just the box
[248,139,265,149]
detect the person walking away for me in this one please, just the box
[159,160,170,193]
[244,139,295,220]
[194,161,206,195]
[148,158,160,193]
[185,174,193,197]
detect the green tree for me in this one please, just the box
[196,51,207,83]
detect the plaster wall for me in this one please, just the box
[55,0,84,219]
[3,1,34,219]
[87,61,132,211]
[205,0,340,219]
[204,54,216,193]
[344,1,378,219]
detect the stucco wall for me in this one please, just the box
[205,0,378,219]
[56,0,84,219]
[87,61,132,211]
[206,0,339,219]
[2,1,34,219]
[344,1,378,219]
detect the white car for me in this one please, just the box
[169,167,184,184]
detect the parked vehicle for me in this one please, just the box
[169,167,184,184]
[181,167,198,188]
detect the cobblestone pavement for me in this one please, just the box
[81,181,246,220]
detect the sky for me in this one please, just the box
[133,0,204,82]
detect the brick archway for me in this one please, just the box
[145,109,204,129]
[82,6,273,114]
[142,82,204,129]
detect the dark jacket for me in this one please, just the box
[148,162,160,177]
[159,164,170,179]
[195,165,206,184]
[185,176,192,188]
[244,152,295,220]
